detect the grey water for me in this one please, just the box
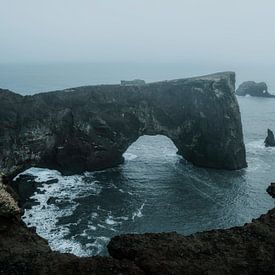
[3,63,275,257]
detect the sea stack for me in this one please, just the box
[267,183,275,198]
[236,81,275,97]
[265,129,275,147]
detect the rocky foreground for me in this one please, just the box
[1,174,275,274]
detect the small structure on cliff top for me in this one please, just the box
[121,79,146,86]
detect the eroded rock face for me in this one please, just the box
[236,81,275,97]
[0,72,246,177]
[265,129,275,147]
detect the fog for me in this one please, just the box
[1,0,275,92]
[1,0,275,64]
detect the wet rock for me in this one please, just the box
[10,175,38,208]
[0,176,20,218]
[46,196,57,205]
[0,72,246,177]
[45,178,58,184]
[236,81,275,97]
[23,200,40,210]
[267,183,275,198]
[265,129,275,147]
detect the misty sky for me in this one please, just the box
[1,0,275,65]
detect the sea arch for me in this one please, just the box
[0,72,247,178]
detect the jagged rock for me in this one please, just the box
[236,81,275,97]
[0,176,20,218]
[10,175,38,208]
[267,183,275,198]
[0,72,247,177]
[46,196,57,205]
[265,129,275,147]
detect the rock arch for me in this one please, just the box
[0,72,247,177]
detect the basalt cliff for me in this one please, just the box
[0,72,247,179]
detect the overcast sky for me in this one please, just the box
[1,0,275,65]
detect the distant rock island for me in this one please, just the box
[236,81,275,97]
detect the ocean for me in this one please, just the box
[2,63,275,256]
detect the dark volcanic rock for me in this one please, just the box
[0,72,246,177]
[0,216,144,274]
[47,196,57,205]
[267,183,275,198]
[265,129,275,147]
[236,81,275,97]
[1,176,275,274]
[108,209,275,274]
[10,174,38,208]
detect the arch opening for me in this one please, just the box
[123,135,181,163]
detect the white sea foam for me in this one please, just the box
[20,167,102,257]
[246,140,265,152]
[123,152,138,161]
[105,213,121,226]
[117,216,129,221]
[245,139,274,171]
[246,139,275,153]
[88,225,97,231]
[132,202,145,221]
[105,217,117,225]
[85,236,110,255]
